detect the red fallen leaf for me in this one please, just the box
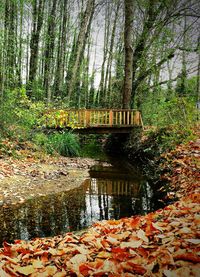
[174,253,200,263]
[87,260,104,270]
[112,248,130,262]
[79,264,92,276]
[137,247,149,258]
[101,239,110,248]
[130,217,141,229]
[126,262,147,275]
[112,247,126,254]
[113,252,129,262]
[14,240,22,244]
[145,222,159,236]
[2,242,13,257]
[16,248,32,255]
[41,252,49,263]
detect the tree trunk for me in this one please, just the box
[43,0,57,103]
[54,0,69,98]
[28,0,45,96]
[97,2,111,106]
[122,0,134,109]
[105,1,120,107]
[196,35,200,105]
[67,0,95,101]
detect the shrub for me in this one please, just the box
[47,132,80,157]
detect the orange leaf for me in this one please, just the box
[79,264,92,276]
[2,242,12,257]
[127,262,147,275]
[174,253,200,263]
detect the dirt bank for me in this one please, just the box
[0,156,97,207]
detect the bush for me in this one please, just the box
[47,132,80,157]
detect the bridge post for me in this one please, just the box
[134,111,140,125]
[109,110,113,126]
[85,110,90,127]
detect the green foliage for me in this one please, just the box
[47,132,80,157]
[144,126,195,154]
[80,135,107,159]
[40,109,79,129]
[141,84,198,128]
[33,132,49,147]
[0,87,45,142]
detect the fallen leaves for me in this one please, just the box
[0,128,199,275]
[0,192,199,276]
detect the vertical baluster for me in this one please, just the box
[131,111,134,125]
[115,111,118,125]
[109,110,113,126]
[120,111,122,125]
[135,111,140,125]
[127,111,130,125]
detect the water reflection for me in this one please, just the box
[0,163,160,246]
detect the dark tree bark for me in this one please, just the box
[28,0,45,95]
[43,0,57,103]
[122,0,134,109]
[54,0,69,98]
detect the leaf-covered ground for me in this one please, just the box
[0,156,95,206]
[0,130,199,276]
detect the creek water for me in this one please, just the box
[0,159,164,246]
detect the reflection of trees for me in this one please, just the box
[0,174,166,246]
[26,199,42,238]
[0,187,88,245]
[97,181,109,220]
[40,196,54,237]
[0,206,17,244]
[53,193,67,234]
[84,178,142,222]
[134,181,153,215]
[65,184,87,231]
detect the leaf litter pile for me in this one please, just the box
[0,135,200,276]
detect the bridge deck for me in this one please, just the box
[44,109,143,133]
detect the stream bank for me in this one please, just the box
[0,125,199,276]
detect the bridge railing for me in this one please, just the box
[44,109,142,129]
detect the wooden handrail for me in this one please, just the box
[44,109,142,129]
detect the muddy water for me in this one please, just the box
[0,160,162,246]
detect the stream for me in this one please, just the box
[0,158,164,246]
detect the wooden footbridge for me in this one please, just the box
[44,109,143,133]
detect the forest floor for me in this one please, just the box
[0,128,199,276]
[0,155,96,207]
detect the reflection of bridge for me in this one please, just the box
[85,178,140,196]
[44,109,143,133]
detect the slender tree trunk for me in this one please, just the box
[122,0,134,109]
[28,0,45,96]
[105,1,120,107]
[97,4,110,106]
[43,0,57,103]
[196,35,200,105]
[67,0,95,101]
[54,0,68,98]
[179,12,187,97]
